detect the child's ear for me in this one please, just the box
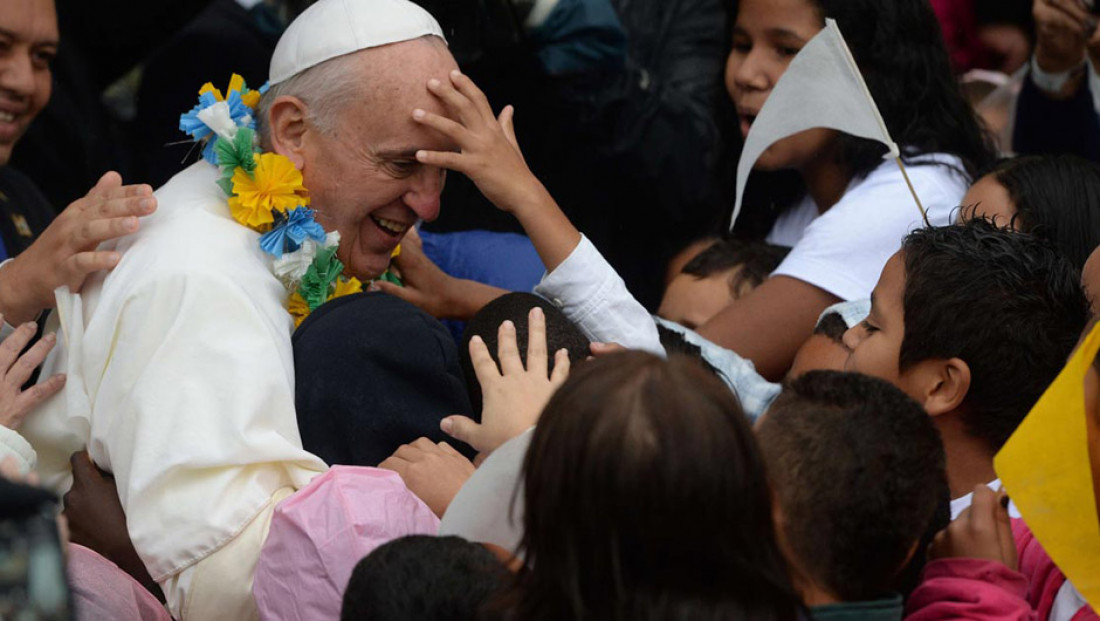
[266,95,310,169]
[909,357,971,417]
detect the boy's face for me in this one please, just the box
[841,252,922,400]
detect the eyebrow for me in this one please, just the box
[0,27,59,48]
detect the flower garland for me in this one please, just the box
[179,74,401,327]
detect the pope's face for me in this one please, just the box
[0,0,57,166]
[301,38,458,280]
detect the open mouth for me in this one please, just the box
[0,111,15,123]
[370,215,410,237]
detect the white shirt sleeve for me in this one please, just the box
[0,425,36,474]
[534,235,664,355]
[770,155,969,301]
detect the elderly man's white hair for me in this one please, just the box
[257,0,446,145]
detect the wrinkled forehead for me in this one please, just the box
[0,0,59,43]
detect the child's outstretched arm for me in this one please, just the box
[412,70,581,273]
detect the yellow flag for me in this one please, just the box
[995,321,1100,611]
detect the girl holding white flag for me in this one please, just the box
[691,0,997,379]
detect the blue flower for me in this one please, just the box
[260,207,327,258]
[225,89,256,131]
[179,91,219,142]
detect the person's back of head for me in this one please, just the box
[756,370,948,603]
[505,351,801,621]
[899,219,1090,451]
[979,155,1100,270]
[341,535,508,621]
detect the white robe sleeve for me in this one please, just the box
[67,268,326,581]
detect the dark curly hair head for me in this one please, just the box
[900,219,1090,450]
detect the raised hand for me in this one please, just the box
[928,485,1018,570]
[0,172,157,325]
[441,306,570,455]
[0,317,64,430]
[412,70,547,216]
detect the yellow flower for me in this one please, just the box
[227,74,245,95]
[330,277,363,301]
[198,82,223,101]
[390,244,401,259]
[288,292,310,328]
[228,153,310,231]
[241,90,261,110]
[198,74,247,102]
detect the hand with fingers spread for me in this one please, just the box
[0,318,65,430]
[1033,0,1100,82]
[928,485,1018,570]
[412,70,581,272]
[378,437,475,518]
[0,171,157,325]
[412,70,549,216]
[441,306,570,455]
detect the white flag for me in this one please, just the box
[730,18,900,231]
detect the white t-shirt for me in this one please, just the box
[766,153,970,301]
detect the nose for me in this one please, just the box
[841,325,864,351]
[729,47,770,94]
[0,49,37,99]
[403,165,444,222]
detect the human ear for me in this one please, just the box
[266,96,310,169]
[915,357,971,418]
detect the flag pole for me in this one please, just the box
[894,157,930,227]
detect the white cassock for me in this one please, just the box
[18,161,327,617]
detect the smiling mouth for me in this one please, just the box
[0,111,16,124]
[370,215,410,237]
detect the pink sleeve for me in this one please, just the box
[67,543,171,621]
[252,467,441,621]
[905,558,1035,621]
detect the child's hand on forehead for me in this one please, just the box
[441,306,570,456]
[412,70,549,217]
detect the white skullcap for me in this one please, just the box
[269,0,446,86]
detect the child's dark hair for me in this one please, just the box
[341,535,508,621]
[681,239,790,296]
[812,311,848,344]
[809,0,996,181]
[501,351,801,621]
[757,371,947,602]
[900,219,1090,450]
[460,293,591,412]
[967,155,1100,270]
